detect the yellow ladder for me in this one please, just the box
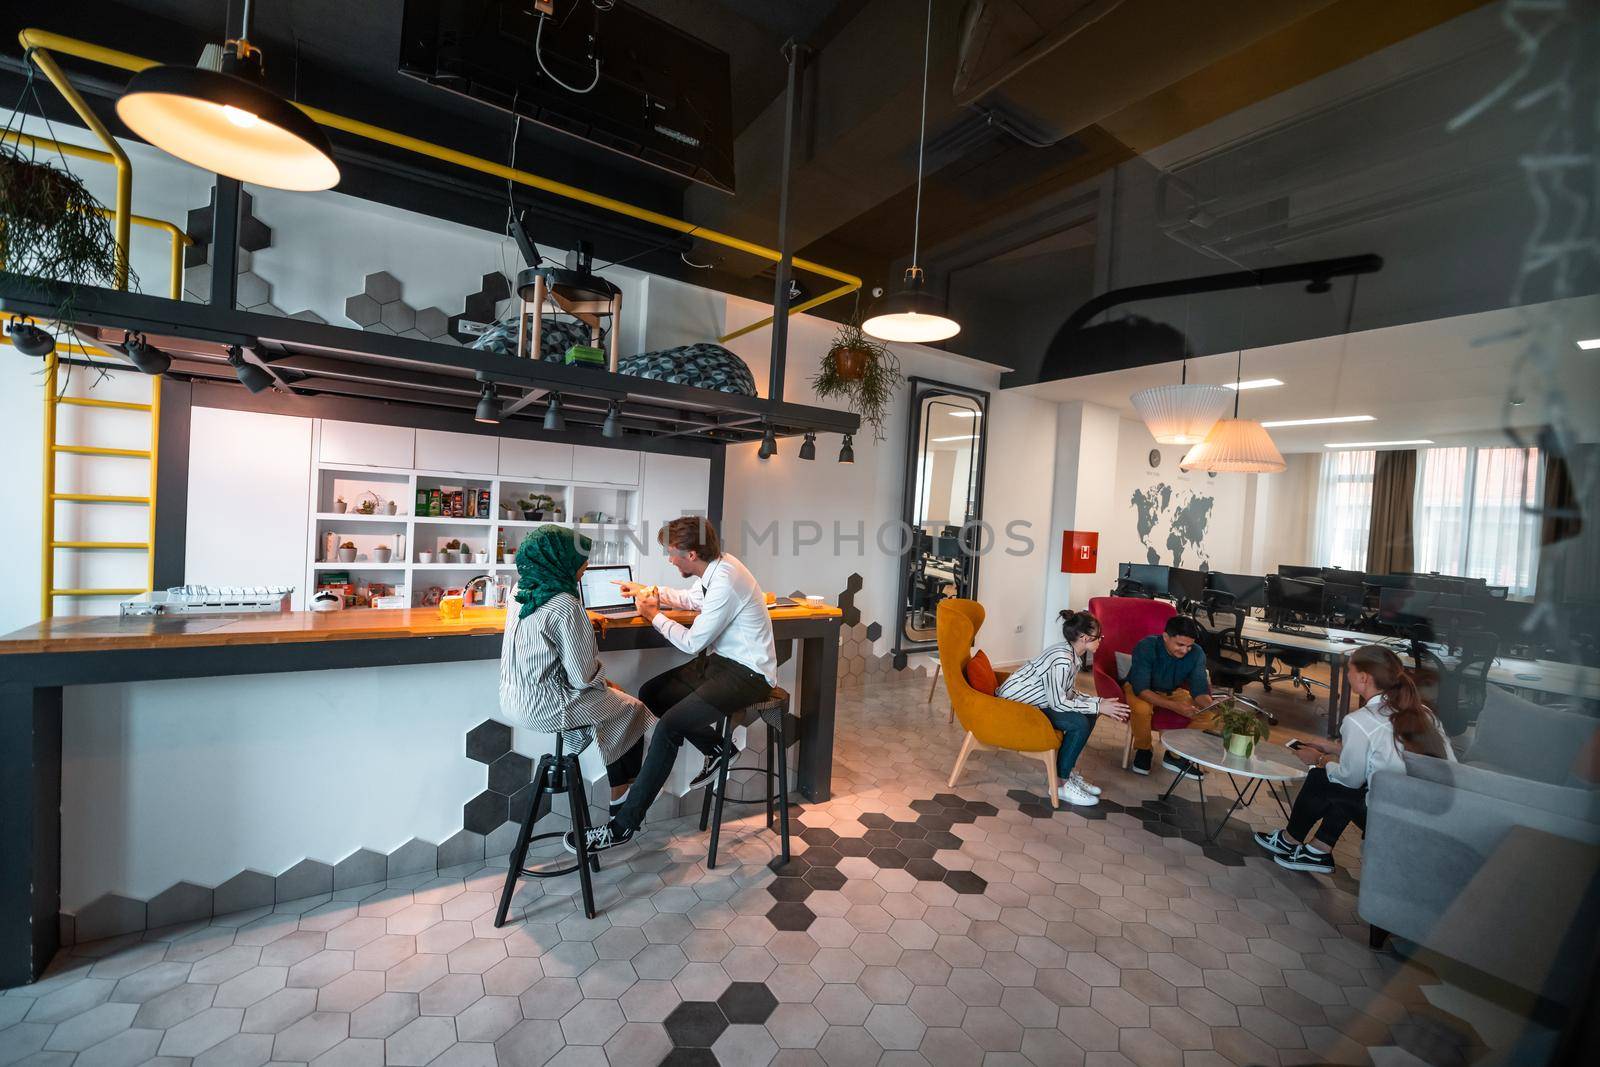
[40,349,161,617]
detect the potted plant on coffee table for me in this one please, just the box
[1215,698,1271,759]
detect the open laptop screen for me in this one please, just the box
[580,565,634,610]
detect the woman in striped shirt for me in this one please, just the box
[499,526,654,807]
[998,610,1131,806]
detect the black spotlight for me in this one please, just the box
[839,434,855,464]
[475,382,501,424]
[602,402,621,439]
[758,422,778,460]
[798,433,816,461]
[123,333,172,375]
[8,319,55,358]
[227,346,274,394]
[543,393,566,432]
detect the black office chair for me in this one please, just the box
[1413,631,1499,736]
[1112,578,1151,599]
[1263,648,1323,701]
[1193,608,1274,721]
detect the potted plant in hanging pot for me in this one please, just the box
[812,322,903,441]
[0,137,132,323]
[1215,697,1270,759]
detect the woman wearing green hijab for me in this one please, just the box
[498,525,651,804]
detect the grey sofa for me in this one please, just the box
[1359,686,1600,1004]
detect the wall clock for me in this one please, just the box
[1148,449,1162,469]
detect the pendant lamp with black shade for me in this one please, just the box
[862,0,960,345]
[116,1,339,191]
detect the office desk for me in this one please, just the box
[1239,619,1365,736]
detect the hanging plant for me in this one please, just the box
[0,140,126,299]
[812,321,903,441]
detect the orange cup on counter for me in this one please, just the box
[764,591,777,606]
[438,594,464,620]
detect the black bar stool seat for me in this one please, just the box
[495,734,603,923]
[699,686,794,869]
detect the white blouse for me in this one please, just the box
[1324,693,1456,790]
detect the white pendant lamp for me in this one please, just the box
[1180,351,1285,474]
[116,2,339,191]
[862,0,960,344]
[1130,360,1230,445]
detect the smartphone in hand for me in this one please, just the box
[1284,738,1305,750]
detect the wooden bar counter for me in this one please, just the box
[0,603,842,987]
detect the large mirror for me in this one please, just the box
[895,379,990,653]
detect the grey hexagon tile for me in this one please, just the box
[388,839,439,880]
[364,271,402,303]
[146,882,215,930]
[437,830,486,869]
[379,300,416,332]
[74,895,147,943]
[236,272,270,308]
[277,860,334,903]
[290,308,329,324]
[334,851,387,891]
[345,293,381,327]
[215,871,276,917]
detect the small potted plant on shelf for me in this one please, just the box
[357,491,381,515]
[442,538,462,564]
[373,544,392,563]
[337,540,358,563]
[520,493,557,521]
[1215,697,1271,759]
[334,496,348,513]
[812,320,903,441]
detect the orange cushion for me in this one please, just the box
[964,650,998,696]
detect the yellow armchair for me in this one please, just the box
[937,599,1063,807]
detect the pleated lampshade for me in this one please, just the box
[1179,418,1286,474]
[1129,383,1231,445]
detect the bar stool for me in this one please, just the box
[495,734,604,923]
[699,687,793,869]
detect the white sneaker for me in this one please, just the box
[1057,780,1100,807]
[1069,772,1102,796]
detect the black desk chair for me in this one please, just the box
[1194,607,1276,723]
[1112,578,1151,599]
[1263,647,1324,702]
[699,687,794,869]
[1414,631,1499,736]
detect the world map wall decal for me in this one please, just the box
[1130,479,1215,567]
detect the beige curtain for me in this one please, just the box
[1539,445,1600,604]
[1365,449,1416,574]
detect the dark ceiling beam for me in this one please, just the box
[1003,252,1384,388]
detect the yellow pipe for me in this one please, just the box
[58,396,152,411]
[51,588,146,597]
[52,444,152,458]
[2,129,113,165]
[20,38,130,290]
[719,281,860,345]
[52,541,150,550]
[51,493,150,504]
[41,353,57,619]
[15,29,861,338]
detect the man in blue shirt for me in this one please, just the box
[1122,616,1219,778]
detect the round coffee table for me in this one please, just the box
[1156,732,1308,843]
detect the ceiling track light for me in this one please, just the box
[839,434,855,464]
[123,332,172,375]
[602,401,622,439]
[798,433,816,461]
[758,422,778,460]
[7,318,55,358]
[861,0,960,345]
[115,2,339,191]
[226,345,274,394]
[543,393,566,432]
[475,382,501,425]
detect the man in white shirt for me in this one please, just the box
[567,517,777,853]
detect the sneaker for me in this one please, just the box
[1274,844,1335,874]
[1057,780,1100,807]
[562,820,634,855]
[1253,829,1296,857]
[1069,772,1102,796]
[1131,749,1154,775]
[688,741,738,791]
[1161,752,1205,780]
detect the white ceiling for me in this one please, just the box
[1015,295,1600,453]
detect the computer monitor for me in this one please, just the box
[1321,567,1366,587]
[1363,573,1414,591]
[1377,587,1437,635]
[1126,564,1169,597]
[1167,567,1207,605]
[1206,572,1268,610]
[1278,564,1322,580]
[1268,575,1324,619]
[1322,580,1366,623]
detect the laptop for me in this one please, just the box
[581,564,639,618]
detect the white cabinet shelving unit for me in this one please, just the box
[307,427,640,608]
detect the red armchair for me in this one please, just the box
[1088,596,1189,766]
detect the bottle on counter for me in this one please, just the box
[497,530,507,563]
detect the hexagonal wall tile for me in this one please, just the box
[345,293,381,328]
[364,271,402,304]
[466,721,513,763]
[379,300,416,333]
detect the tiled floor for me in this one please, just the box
[1,671,1547,1066]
